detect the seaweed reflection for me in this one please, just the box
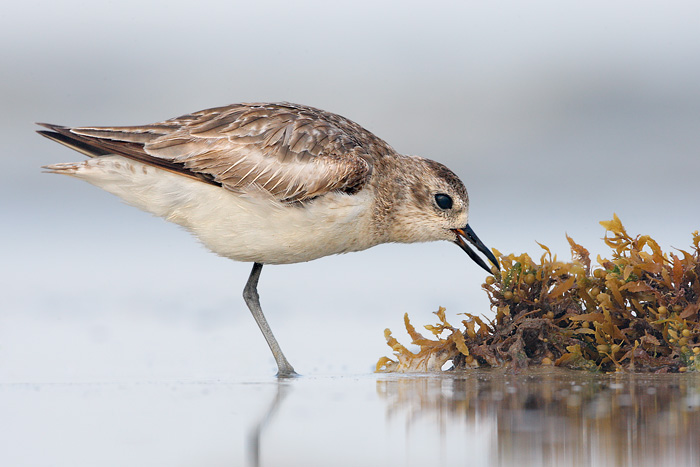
[377,368,700,466]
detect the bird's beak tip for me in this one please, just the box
[453,225,500,274]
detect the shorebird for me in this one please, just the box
[38,102,499,377]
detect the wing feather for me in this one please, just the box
[48,102,395,202]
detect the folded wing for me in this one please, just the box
[38,102,395,202]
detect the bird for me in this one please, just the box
[38,102,499,377]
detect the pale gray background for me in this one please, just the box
[2,1,700,465]
[2,0,699,379]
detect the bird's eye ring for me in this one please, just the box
[434,193,453,210]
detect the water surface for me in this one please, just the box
[2,368,698,466]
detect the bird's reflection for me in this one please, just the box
[377,368,700,466]
[247,379,294,467]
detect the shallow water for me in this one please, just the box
[378,368,700,467]
[2,368,698,466]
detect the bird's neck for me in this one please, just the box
[368,154,422,244]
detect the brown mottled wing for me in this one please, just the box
[45,103,395,202]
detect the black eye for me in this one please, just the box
[434,193,453,210]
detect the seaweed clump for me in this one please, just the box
[377,216,700,373]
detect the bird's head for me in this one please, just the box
[386,156,500,274]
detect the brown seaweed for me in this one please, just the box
[378,215,700,373]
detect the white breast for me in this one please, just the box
[60,156,379,264]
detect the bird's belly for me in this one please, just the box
[197,194,378,264]
[70,156,378,264]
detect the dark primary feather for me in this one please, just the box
[38,103,397,202]
[37,123,220,186]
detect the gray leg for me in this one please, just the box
[243,263,297,377]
